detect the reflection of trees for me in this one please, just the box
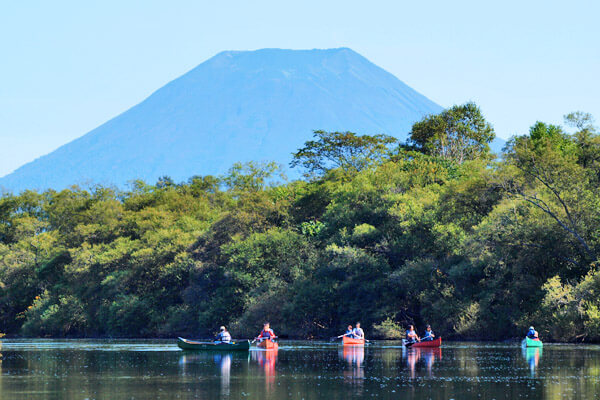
[542,347,600,398]
[453,346,479,377]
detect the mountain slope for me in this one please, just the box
[1,48,443,192]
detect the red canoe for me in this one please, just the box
[257,338,279,350]
[404,337,442,348]
[343,336,365,345]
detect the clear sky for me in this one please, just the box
[1,0,599,177]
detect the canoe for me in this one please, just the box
[522,337,543,348]
[403,337,442,348]
[177,337,250,351]
[342,336,365,345]
[257,338,279,350]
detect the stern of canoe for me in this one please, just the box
[523,337,543,348]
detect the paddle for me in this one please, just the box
[330,333,351,341]
[253,336,278,344]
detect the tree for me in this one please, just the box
[223,161,285,193]
[291,130,397,177]
[502,121,598,263]
[409,102,495,163]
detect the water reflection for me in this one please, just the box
[251,349,278,393]
[404,348,443,378]
[179,352,235,396]
[1,340,600,399]
[522,346,542,377]
[340,345,365,394]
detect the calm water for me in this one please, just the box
[0,340,599,399]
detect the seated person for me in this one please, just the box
[256,323,276,341]
[422,325,435,341]
[527,326,539,339]
[406,325,420,343]
[352,322,365,340]
[215,326,232,343]
[345,325,353,338]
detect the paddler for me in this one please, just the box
[215,326,232,343]
[406,325,420,343]
[256,322,276,342]
[344,325,354,338]
[422,324,435,341]
[526,326,539,339]
[352,322,365,340]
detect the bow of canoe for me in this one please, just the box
[177,337,250,351]
[256,338,279,350]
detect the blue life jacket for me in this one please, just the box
[527,329,536,338]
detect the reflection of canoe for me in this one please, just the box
[522,337,543,348]
[403,338,442,348]
[177,337,250,351]
[257,338,279,350]
[342,336,365,346]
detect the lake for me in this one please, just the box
[0,339,599,399]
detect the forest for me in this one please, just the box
[1,103,599,342]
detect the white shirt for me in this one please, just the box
[352,327,364,339]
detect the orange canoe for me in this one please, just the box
[257,338,279,350]
[342,336,365,345]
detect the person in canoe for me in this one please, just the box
[352,322,365,340]
[422,325,435,341]
[406,325,420,343]
[256,322,276,342]
[344,325,354,337]
[215,326,232,343]
[526,326,539,340]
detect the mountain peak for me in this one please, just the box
[1,48,442,192]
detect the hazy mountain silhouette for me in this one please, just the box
[2,48,469,192]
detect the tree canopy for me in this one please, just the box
[1,105,599,342]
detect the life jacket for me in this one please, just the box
[352,328,364,338]
[527,329,536,338]
[218,331,232,342]
[423,330,434,338]
[406,329,416,339]
[260,328,275,338]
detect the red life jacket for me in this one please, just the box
[260,328,275,338]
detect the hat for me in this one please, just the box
[529,326,534,330]
[220,326,226,331]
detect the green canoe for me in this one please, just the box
[177,337,250,351]
[522,337,543,348]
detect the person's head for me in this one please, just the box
[264,322,270,330]
[220,326,226,331]
[529,326,535,330]
[347,325,352,330]
[409,325,414,330]
[426,325,431,331]
[356,322,361,329]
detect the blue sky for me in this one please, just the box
[1,0,599,177]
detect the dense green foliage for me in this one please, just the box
[1,106,599,341]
